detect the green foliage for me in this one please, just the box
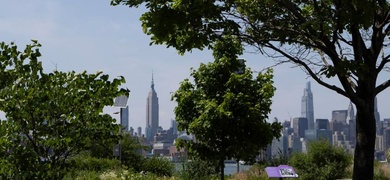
[63,170,101,180]
[120,134,149,172]
[289,140,352,180]
[173,38,281,161]
[141,156,174,177]
[0,41,129,179]
[67,153,122,173]
[178,157,219,180]
[113,0,390,179]
[117,134,173,176]
[172,37,281,180]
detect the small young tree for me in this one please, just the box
[172,37,282,180]
[0,41,129,179]
[289,140,352,180]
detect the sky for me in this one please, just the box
[0,0,389,131]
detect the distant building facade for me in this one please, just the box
[293,117,308,138]
[301,82,314,130]
[146,74,159,142]
[332,110,348,124]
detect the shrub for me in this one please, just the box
[67,153,121,173]
[230,163,269,180]
[141,156,174,177]
[178,157,219,180]
[289,140,352,180]
[373,161,390,180]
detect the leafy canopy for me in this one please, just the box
[112,0,390,99]
[172,37,282,165]
[113,1,390,179]
[0,41,129,179]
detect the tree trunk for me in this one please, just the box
[220,159,225,180]
[352,98,376,180]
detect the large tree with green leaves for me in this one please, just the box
[112,1,390,179]
[171,37,282,180]
[0,41,129,179]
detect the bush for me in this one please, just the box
[289,140,352,180]
[230,163,269,180]
[67,153,122,173]
[178,157,219,180]
[141,156,174,177]
[373,161,390,180]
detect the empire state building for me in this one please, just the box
[146,75,159,142]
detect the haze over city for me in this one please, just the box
[1,0,389,131]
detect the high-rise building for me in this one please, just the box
[374,97,381,121]
[332,110,348,123]
[301,82,314,130]
[346,102,355,122]
[171,119,178,135]
[129,127,134,135]
[292,117,308,138]
[315,119,329,130]
[121,106,129,132]
[137,127,142,137]
[146,74,159,142]
[375,97,380,122]
[349,119,356,146]
[383,128,390,151]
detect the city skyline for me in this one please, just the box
[1,1,389,131]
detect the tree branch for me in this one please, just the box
[377,54,390,73]
[264,42,349,98]
[375,79,390,95]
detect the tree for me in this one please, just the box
[120,133,149,172]
[289,140,352,180]
[112,1,390,179]
[0,41,129,179]
[171,37,282,180]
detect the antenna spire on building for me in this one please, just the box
[151,71,155,90]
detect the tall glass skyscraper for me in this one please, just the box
[301,81,314,130]
[375,97,380,122]
[146,74,159,142]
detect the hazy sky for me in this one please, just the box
[1,1,389,130]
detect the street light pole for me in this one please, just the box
[113,95,129,163]
[119,107,123,162]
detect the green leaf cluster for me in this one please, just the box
[0,41,129,179]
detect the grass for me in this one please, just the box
[64,160,390,180]
[228,162,390,180]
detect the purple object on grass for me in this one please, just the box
[265,165,298,178]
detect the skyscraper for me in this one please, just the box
[332,110,348,123]
[346,101,355,122]
[375,97,380,122]
[292,117,308,138]
[347,102,356,145]
[146,74,159,142]
[137,126,142,137]
[301,81,314,130]
[315,119,329,130]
